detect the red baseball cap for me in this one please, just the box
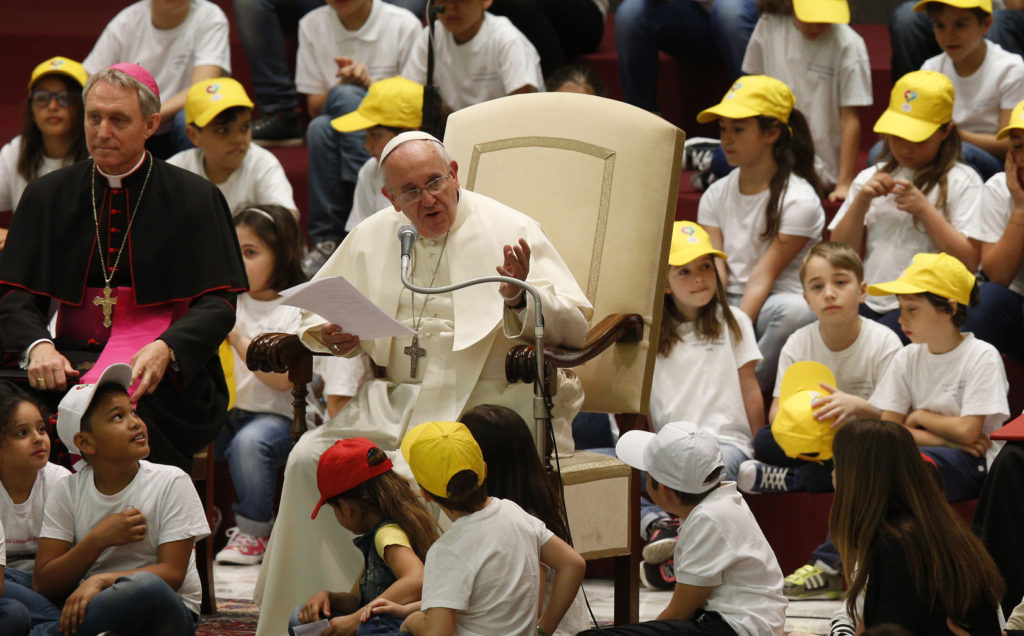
[311,438,392,519]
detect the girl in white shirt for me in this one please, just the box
[696,75,825,395]
[0,57,89,248]
[830,70,981,341]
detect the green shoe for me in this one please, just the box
[784,563,842,600]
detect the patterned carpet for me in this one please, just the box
[196,598,259,636]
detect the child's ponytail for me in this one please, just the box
[758,108,823,242]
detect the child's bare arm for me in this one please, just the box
[403,606,456,636]
[904,410,985,446]
[537,536,585,636]
[739,360,765,436]
[768,396,780,425]
[831,172,894,251]
[372,544,424,606]
[657,582,712,621]
[894,179,980,271]
[829,106,861,202]
[980,152,1024,285]
[959,109,1011,158]
[741,234,811,322]
[813,383,880,425]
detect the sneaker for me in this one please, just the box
[784,562,843,600]
[639,558,676,591]
[301,241,336,278]
[252,110,302,146]
[642,517,680,564]
[689,167,717,192]
[215,527,269,565]
[737,460,800,493]
[683,136,720,172]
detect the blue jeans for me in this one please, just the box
[728,291,816,395]
[963,281,1024,363]
[614,0,758,111]
[216,408,295,536]
[288,605,403,635]
[751,426,834,493]
[3,568,60,633]
[921,445,987,503]
[34,572,198,636]
[306,83,369,245]
[0,596,29,636]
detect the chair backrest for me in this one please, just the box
[444,93,684,415]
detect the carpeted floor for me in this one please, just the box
[196,598,259,636]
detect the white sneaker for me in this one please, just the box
[215,527,269,565]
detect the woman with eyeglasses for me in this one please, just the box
[0,57,89,249]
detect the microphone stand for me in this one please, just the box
[400,253,554,465]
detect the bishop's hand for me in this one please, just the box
[28,342,79,391]
[130,340,171,399]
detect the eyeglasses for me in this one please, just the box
[30,90,76,109]
[392,173,452,206]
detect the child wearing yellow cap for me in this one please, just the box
[695,75,825,396]
[168,77,298,221]
[867,252,1008,502]
[0,57,89,249]
[916,0,1024,180]
[831,70,981,341]
[742,0,871,201]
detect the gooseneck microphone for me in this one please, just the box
[398,224,418,270]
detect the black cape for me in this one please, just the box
[0,156,249,470]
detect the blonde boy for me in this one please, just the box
[168,77,298,219]
[389,421,584,636]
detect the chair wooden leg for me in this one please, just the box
[193,445,217,615]
[613,467,641,624]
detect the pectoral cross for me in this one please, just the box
[93,285,117,328]
[404,334,426,378]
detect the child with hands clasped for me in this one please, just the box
[288,437,438,636]
[368,421,585,636]
[578,421,787,636]
[32,364,210,636]
[868,252,1009,502]
[696,75,826,394]
[830,70,981,338]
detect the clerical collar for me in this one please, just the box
[95,152,147,188]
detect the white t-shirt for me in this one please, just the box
[0,519,5,567]
[697,170,825,295]
[40,461,210,614]
[1,462,70,572]
[828,162,981,312]
[870,334,1009,467]
[921,41,1024,134]
[673,483,787,636]
[402,14,545,112]
[348,157,390,232]
[421,498,553,636]
[742,15,872,186]
[295,2,421,97]
[167,144,296,214]
[773,317,903,399]
[233,294,370,418]
[650,306,762,456]
[83,0,231,134]
[972,172,1024,295]
[0,136,74,213]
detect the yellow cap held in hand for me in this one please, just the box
[772,361,838,462]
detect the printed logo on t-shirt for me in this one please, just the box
[900,90,918,113]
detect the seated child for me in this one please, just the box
[169,78,298,219]
[401,0,545,113]
[578,421,787,635]
[0,396,69,629]
[32,364,210,636]
[288,437,438,636]
[365,421,585,635]
[331,76,424,233]
[918,0,1024,180]
[869,252,1009,502]
[83,0,231,157]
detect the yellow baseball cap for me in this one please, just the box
[793,0,850,23]
[697,75,794,124]
[668,221,727,267]
[332,76,424,133]
[401,421,485,499]
[867,252,975,305]
[772,361,838,462]
[29,56,88,92]
[913,0,992,13]
[874,71,954,143]
[997,99,1024,140]
[185,77,254,127]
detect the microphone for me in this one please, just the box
[398,224,418,262]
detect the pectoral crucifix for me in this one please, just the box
[404,334,426,378]
[93,286,117,328]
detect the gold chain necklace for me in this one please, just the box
[90,153,153,328]
[403,230,449,379]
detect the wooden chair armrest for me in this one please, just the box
[247,333,315,441]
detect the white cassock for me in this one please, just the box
[253,190,592,635]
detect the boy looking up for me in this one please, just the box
[32,364,210,636]
[169,77,298,219]
[382,420,584,636]
[579,421,786,635]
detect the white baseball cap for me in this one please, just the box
[615,421,725,494]
[56,363,133,455]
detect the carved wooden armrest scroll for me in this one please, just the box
[247,333,315,441]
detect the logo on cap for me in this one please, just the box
[680,225,699,243]
[50,60,64,68]
[206,83,220,95]
[726,81,743,100]
[901,90,918,113]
